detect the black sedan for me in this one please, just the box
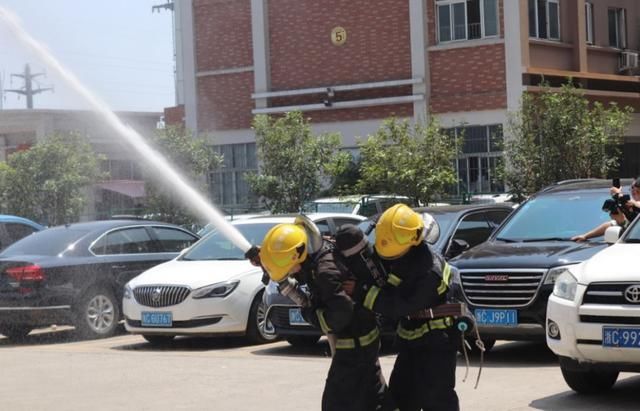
[0,220,199,341]
[265,203,515,347]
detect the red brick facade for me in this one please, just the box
[163,105,185,127]
[429,44,507,113]
[192,0,508,131]
[194,0,255,131]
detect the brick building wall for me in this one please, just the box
[194,0,254,131]
[429,44,507,113]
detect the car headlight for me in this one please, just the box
[544,264,577,285]
[192,280,239,299]
[553,271,578,301]
[123,283,133,300]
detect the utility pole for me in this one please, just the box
[4,64,53,109]
[151,1,174,13]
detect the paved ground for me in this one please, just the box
[1,326,639,410]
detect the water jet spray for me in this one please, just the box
[0,6,251,252]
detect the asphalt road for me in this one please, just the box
[1,326,639,411]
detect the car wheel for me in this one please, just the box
[246,291,278,344]
[0,324,32,341]
[560,366,619,394]
[143,335,175,345]
[74,286,120,340]
[286,335,321,347]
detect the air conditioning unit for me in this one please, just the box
[619,51,639,72]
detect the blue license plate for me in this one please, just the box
[475,309,518,326]
[602,326,640,348]
[141,311,172,327]
[288,308,309,326]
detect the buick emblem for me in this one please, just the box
[624,285,640,303]
[485,274,509,282]
[151,287,162,303]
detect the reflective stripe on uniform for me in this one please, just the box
[396,316,453,340]
[363,286,381,310]
[387,273,402,286]
[316,308,331,334]
[335,327,380,349]
[437,263,453,295]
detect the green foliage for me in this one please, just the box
[246,111,349,213]
[357,117,460,205]
[504,82,632,199]
[0,132,105,226]
[143,126,222,226]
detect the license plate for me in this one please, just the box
[141,311,172,327]
[602,326,640,348]
[475,309,518,326]
[288,308,309,326]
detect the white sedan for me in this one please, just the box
[547,221,640,393]
[123,213,365,345]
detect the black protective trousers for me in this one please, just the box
[389,329,459,411]
[322,340,396,411]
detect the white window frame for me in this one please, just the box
[585,2,594,45]
[436,0,499,44]
[530,0,561,41]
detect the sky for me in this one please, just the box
[0,0,175,113]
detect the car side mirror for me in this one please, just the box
[447,238,470,259]
[604,226,622,244]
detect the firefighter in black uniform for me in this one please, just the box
[357,203,460,411]
[257,221,394,411]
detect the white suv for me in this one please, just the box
[547,221,640,393]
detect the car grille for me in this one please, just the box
[582,282,640,305]
[133,285,191,308]
[459,269,546,307]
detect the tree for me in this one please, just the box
[142,125,222,227]
[504,82,632,199]
[357,117,459,205]
[246,111,349,213]
[0,132,104,226]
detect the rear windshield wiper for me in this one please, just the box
[624,238,640,243]
[520,237,570,242]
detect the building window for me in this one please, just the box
[101,159,142,180]
[528,0,560,40]
[437,0,499,43]
[585,2,594,45]
[210,142,258,209]
[448,125,504,195]
[608,8,627,49]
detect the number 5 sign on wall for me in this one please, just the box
[331,26,347,46]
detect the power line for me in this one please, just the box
[4,64,54,109]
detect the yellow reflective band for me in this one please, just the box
[437,263,453,295]
[316,309,331,334]
[387,273,402,287]
[397,317,453,340]
[363,286,380,310]
[335,328,380,349]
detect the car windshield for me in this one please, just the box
[182,222,278,261]
[623,220,640,243]
[495,191,612,241]
[0,227,91,256]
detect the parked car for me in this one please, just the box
[0,220,199,340]
[265,203,514,347]
[547,219,640,393]
[450,179,634,350]
[302,194,414,217]
[0,215,45,251]
[122,213,366,346]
